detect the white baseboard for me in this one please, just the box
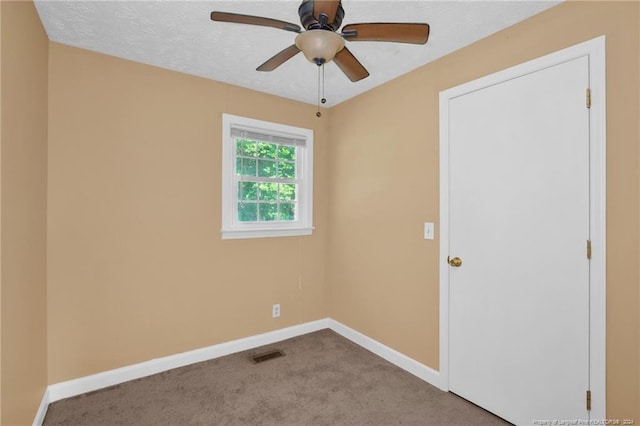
[47,318,329,403]
[327,319,442,389]
[32,388,50,426]
[41,317,441,421]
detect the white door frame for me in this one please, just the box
[439,36,606,421]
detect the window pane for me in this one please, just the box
[258,159,277,178]
[258,183,278,201]
[279,183,296,201]
[277,145,296,161]
[239,182,257,200]
[223,115,312,238]
[239,140,257,157]
[238,202,257,221]
[257,142,277,159]
[258,203,278,221]
[240,158,257,176]
[279,203,296,221]
[278,161,296,179]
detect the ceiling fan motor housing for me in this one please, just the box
[298,0,345,31]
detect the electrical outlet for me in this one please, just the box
[272,304,280,318]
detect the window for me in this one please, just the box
[221,114,314,239]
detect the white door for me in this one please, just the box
[448,56,590,425]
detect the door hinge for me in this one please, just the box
[586,390,592,411]
[586,88,591,109]
[587,240,592,260]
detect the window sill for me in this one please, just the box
[221,227,314,240]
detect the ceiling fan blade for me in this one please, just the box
[342,23,430,44]
[211,12,301,33]
[257,45,301,72]
[333,47,369,82]
[313,0,341,24]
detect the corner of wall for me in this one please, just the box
[1,1,49,424]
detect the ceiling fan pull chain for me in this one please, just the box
[316,64,322,117]
[321,64,327,105]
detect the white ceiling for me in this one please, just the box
[34,0,562,107]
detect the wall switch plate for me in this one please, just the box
[424,222,435,240]
[272,304,280,318]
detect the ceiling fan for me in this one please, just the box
[211,0,430,83]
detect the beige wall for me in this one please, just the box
[0,1,49,425]
[47,43,329,383]
[637,0,640,416]
[1,2,3,421]
[1,2,3,422]
[327,1,640,421]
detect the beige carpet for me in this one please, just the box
[43,329,510,425]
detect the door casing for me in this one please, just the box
[438,36,606,421]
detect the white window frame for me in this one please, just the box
[221,113,314,239]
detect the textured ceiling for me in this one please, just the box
[34,0,562,107]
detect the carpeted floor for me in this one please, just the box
[43,329,510,425]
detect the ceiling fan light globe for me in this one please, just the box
[295,30,345,64]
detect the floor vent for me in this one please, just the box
[251,349,284,364]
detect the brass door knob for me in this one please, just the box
[448,256,462,267]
